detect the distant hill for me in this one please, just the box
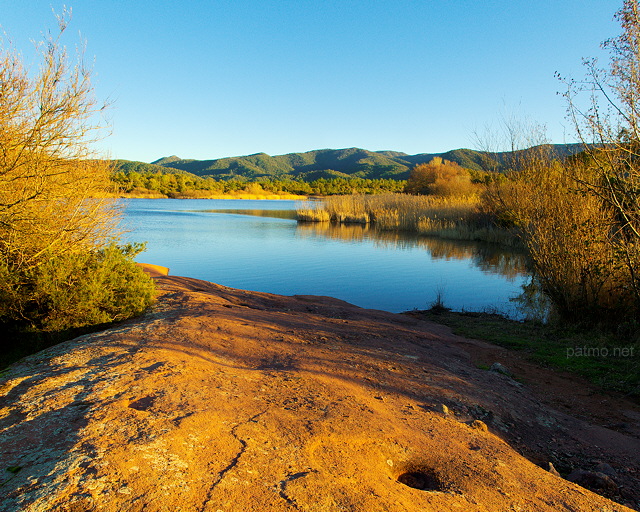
[115,144,586,182]
[150,155,194,167]
[111,160,193,176]
[146,148,413,181]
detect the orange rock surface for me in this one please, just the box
[0,272,638,511]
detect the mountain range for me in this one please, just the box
[114,144,585,182]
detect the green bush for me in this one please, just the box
[0,243,155,332]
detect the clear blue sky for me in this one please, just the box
[0,0,621,162]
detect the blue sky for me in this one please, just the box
[0,1,621,162]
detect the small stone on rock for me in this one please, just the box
[489,362,513,377]
[470,420,488,431]
[437,404,450,416]
[594,462,617,478]
[547,462,561,477]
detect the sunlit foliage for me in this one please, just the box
[404,158,478,197]
[0,12,154,332]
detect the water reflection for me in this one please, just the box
[201,209,298,220]
[295,222,529,281]
[123,199,531,317]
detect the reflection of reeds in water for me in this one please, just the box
[203,209,298,220]
[295,222,528,280]
[296,194,518,246]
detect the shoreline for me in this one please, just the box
[137,263,169,277]
[136,264,637,399]
[2,269,637,510]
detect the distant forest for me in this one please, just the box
[110,144,585,196]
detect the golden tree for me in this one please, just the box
[404,158,476,197]
[560,0,640,310]
[0,11,154,331]
[0,12,118,262]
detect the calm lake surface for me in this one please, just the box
[122,198,531,317]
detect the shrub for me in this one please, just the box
[405,158,478,197]
[0,243,155,332]
[485,157,637,323]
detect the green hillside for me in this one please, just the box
[111,160,192,176]
[148,148,411,180]
[118,144,586,182]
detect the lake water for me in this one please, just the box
[122,198,531,317]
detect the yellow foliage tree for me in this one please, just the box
[0,11,154,332]
[0,12,118,266]
[404,158,476,197]
[485,161,625,320]
[557,0,640,316]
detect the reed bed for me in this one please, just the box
[296,193,518,245]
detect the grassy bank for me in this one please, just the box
[297,193,518,245]
[412,309,640,399]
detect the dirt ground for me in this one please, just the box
[0,269,638,511]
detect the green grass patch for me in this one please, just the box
[413,309,640,399]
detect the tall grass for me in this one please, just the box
[297,193,518,245]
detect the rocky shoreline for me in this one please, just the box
[0,270,638,511]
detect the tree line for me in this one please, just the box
[111,170,406,197]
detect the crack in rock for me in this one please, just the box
[198,410,267,511]
[277,470,317,510]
